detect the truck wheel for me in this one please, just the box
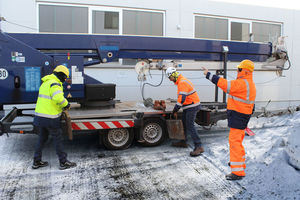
[141,119,166,146]
[102,128,134,150]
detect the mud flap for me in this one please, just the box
[62,111,73,140]
[166,119,185,140]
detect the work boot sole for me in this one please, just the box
[32,163,49,169]
[190,151,204,157]
[190,147,204,157]
[225,174,244,180]
[190,153,202,157]
[59,164,77,170]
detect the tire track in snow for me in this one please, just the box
[108,145,243,199]
[0,135,54,200]
[105,152,146,199]
[0,134,244,199]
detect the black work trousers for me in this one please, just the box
[33,126,67,163]
[182,105,202,148]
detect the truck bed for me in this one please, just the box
[68,101,175,119]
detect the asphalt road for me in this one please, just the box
[0,132,243,200]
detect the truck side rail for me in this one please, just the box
[0,107,36,135]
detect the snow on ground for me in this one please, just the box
[202,111,300,199]
[0,111,300,199]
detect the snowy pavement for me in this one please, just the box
[1,112,300,199]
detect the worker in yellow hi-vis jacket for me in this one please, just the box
[32,65,76,170]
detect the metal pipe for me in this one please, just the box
[84,60,101,66]
[222,46,229,104]
[45,53,99,57]
[215,81,218,102]
[223,52,228,103]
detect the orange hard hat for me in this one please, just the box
[237,59,254,72]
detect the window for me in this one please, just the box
[195,15,282,44]
[195,16,228,40]
[39,5,88,33]
[123,10,163,36]
[93,11,119,34]
[122,10,163,65]
[252,22,281,43]
[231,22,250,41]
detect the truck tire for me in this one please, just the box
[141,118,166,146]
[102,128,134,150]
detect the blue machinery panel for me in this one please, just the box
[25,67,40,92]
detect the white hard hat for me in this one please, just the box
[166,67,177,78]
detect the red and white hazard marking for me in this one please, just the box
[71,120,134,130]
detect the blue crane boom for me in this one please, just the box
[8,33,271,63]
[0,32,272,109]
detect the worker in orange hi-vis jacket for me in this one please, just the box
[166,67,204,157]
[202,59,256,180]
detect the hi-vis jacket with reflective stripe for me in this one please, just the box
[175,74,200,110]
[219,72,256,115]
[206,71,256,129]
[35,74,68,119]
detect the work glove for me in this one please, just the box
[63,103,71,110]
[171,111,178,119]
[171,104,180,119]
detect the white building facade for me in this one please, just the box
[0,0,299,111]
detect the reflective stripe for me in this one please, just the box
[52,90,63,97]
[228,95,255,104]
[187,90,196,95]
[228,79,255,104]
[50,83,61,87]
[179,90,196,96]
[243,79,250,101]
[38,94,51,99]
[179,79,196,97]
[35,112,61,118]
[227,81,231,94]
[182,102,200,110]
[59,98,66,105]
[181,80,193,88]
[230,161,245,165]
[176,102,182,106]
[208,73,213,81]
[231,168,244,172]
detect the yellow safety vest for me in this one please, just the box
[35,74,68,118]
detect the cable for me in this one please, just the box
[281,51,291,70]
[227,74,283,85]
[188,77,206,80]
[141,69,164,101]
[255,76,282,85]
[1,17,38,31]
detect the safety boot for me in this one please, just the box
[225,173,244,180]
[59,160,77,170]
[32,160,49,169]
[171,141,188,148]
[190,147,204,157]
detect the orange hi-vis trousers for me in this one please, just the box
[229,127,246,176]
